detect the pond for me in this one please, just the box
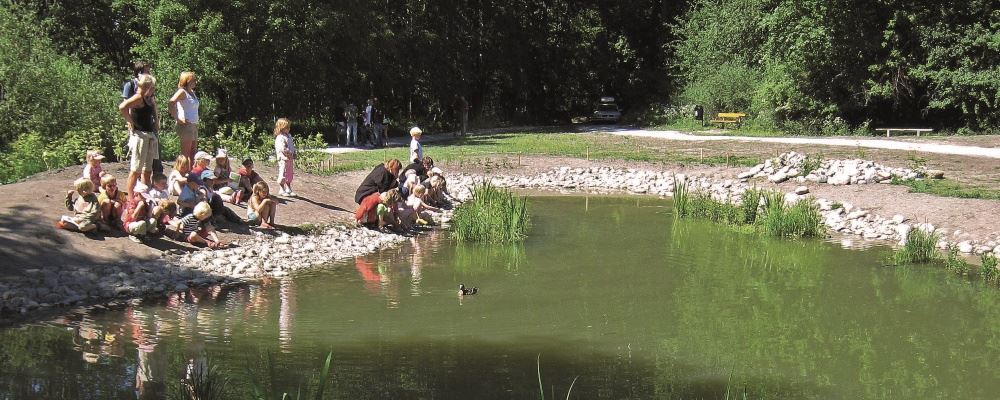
[2,196,1000,399]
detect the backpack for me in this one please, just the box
[122,78,137,99]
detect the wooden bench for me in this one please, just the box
[710,112,746,129]
[875,128,934,137]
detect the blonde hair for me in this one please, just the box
[175,154,191,173]
[252,181,270,197]
[412,184,426,195]
[177,71,196,89]
[409,126,422,137]
[137,74,156,90]
[274,118,291,135]
[193,201,212,219]
[100,174,117,188]
[380,188,401,205]
[85,150,102,162]
[74,177,95,193]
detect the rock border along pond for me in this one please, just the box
[3,159,998,318]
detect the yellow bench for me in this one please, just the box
[710,112,746,129]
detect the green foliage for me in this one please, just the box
[451,181,529,243]
[0,129,113,184]
[891,229,940,266]
[800,154,823,176]
[981,253,999,284]
[890,178,1000,201]
[172,359,231,400]
[0,6,117,147]
[944,246,971,275]
[674,0,1000,133]
[674,185,823,239]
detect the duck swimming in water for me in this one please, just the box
[458,284,478,296]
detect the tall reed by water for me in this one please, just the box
[890,228,940,265]
[981,253,999,283]
[672,182,824,238]
[451,181,530,243]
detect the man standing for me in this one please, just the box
[122,61,162,176]
[371,98,385,148]
[459,95,469,137]
[345,101,359,146]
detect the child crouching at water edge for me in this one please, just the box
[57,178,101,232]
[247,181,277,229]
[407,185,441,225]
[172,201,225,249]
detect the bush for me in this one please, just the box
[890,229,940,265]
[981,253,999,284]
[451,181,529,243]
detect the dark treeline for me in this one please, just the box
[1,0,998,156]
[1,0,676,147]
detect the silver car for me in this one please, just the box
[592,97,621,123]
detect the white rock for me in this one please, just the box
[958,241,974,253]
[769,172,789,183]
[794,186,809,195]
[891,215,906,224]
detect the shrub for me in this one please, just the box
[981,253,999,284]
[451,181,529,243]
[944,246,970,275]
[891,229,940,265]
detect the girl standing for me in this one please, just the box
[274,118,296,197]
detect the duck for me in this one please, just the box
[458,284,478,296]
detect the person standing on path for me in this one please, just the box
[371,98,386,147]
[118,74,160,195]
[345,101,359,146]
[168,72,200,162]
[459,95,469,137]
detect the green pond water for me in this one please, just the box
[3,196,1000,399]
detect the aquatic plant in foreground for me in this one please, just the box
[451,181,529,243]
[672,181,824,238]
[890,228,940,265]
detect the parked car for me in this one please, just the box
[591,97,622,123]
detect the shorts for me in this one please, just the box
[129,131,159,172]
[125,220,149,235]
[176,123,198,141]
[277,159,294,185]
[247,210,259,224]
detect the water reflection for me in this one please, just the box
[3,196,1000,399]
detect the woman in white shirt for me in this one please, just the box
[168,72,200,161]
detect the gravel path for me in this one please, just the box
[580,128,1000,159]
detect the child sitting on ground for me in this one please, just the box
[98,174,126,230]
[82,150,106,190]
[172,201,225,249]
[247,181,277,229]
[168,154,191,196]
[237,158,264,203]
[121,190,150,243]
[57,178,101,232]
[191,151,212,175]
[199,170,243,224]
[212,149,242,204]
[143,174,174,233]
[407,184,441,225]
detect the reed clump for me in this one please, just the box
[890,228,940,265]
[672,180,824,239]
[981,253,999,284]
[451,181,530,243]
[944,246,971,275]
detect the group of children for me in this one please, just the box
[357,127,454,231]
[58,119,298,248]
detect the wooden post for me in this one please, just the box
[586,146,590,161]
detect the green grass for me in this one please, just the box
[296,132,761,176]
[890,229,940,265]
[944,246,971,275]
[451,181,529,243]
[982,253,999,284]
[890,177,1000,201]
[673,182,824,239]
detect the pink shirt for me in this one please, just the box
[83,164,102,189]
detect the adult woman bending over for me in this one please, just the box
[168,71,200,161]
[118,74,159,195]
[354,159,402,225]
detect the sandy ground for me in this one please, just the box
[2,128,999,281]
